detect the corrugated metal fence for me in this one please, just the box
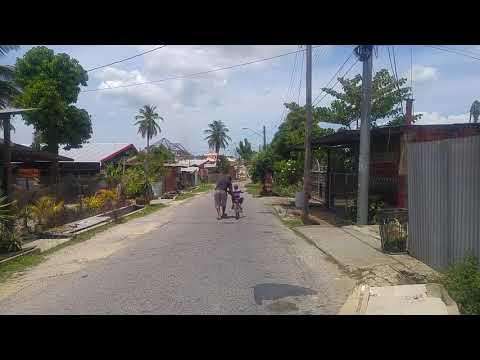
[408,135,480,269]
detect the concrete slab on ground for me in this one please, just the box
[297,226,397,269]
[339,283,459,315]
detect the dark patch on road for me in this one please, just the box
[253,283,317,305]
[267,301,299,313]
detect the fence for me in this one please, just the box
[407,135,480,269]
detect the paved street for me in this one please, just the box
[0,188,354,314]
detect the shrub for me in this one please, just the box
[442,254,480,315]
[273,159,300,187]
[273,184,300,198]
[28,196,65,230]
[345,196,384,224]
[80,195,104,215]
[249,148,275,183]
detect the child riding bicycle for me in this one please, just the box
[231,184,244,212]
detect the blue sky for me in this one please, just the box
[2,45,479,155]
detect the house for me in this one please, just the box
[163,159,210,192]
[150,138,193,161]
[59,143,138,177]
[299,123,480,219]
[0,139,73,191]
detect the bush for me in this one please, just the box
[442,254,480,315]
[273,184,300,198]
[249,148,275,183]
[28,196,65,230]
[345,196,384,224]
[273,159,301,187]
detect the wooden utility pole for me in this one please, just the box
[301,45,313,223]
[354,45,374,225]
[1,114,13,233]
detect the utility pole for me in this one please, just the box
[1,114,13,233]
[263,125,266,151]
[301,45,312,223]
[354,45,374,225]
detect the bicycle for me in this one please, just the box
[233,199,241,220]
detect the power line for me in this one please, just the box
[312,51,354,105]
[86,45,168,72]
[278,48,301,124]
[313,58,359,106]
[82,46,322,93]
[387,46,405,117]
[425,45,480,61]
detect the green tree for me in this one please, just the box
[316,68,422,129]
[236,138,254,163]
[135,145,174,179]
[134,105,163,151]
[13,46,92,154]
[204,120,232,154]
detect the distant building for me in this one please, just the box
[150,138,193,161]
[59,143,138,177]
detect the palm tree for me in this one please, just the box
[470,100,480,123]
[204,120,232,154]
[0,46,20,133]
[134,105,163,152]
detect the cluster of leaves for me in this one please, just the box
[80,189,117,215]
[13,46,92,153]
[316,68,422,129]
[249,148,275,183]
[204,120,231,153]
[122,167,154,200]
[442,254,480,315]
[27,196,65,229]
[345,196,384,225]
[236,138,254,164]
[273,160,301,188]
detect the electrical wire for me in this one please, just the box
[313,58,359,106]
[82,46,322,93]
[425,45,480,61]
[312,51,355,105]
[86,45,168,72]
[387,46,405,117]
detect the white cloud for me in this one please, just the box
[405,64,438,84]
[415,111,469,125]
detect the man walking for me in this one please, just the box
[214,175,232,220]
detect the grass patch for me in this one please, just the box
[0,251,45,283]
[0,202,167,284]
[175,183,213,201]
[441,254,480,315]
[245,182,261,196]
[281,217,304,229]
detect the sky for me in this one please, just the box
[1,44,479,155]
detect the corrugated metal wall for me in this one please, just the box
[407,135,480,269]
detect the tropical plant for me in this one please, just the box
[122,167,154,201]
[0,195,13,226]
[95,189,117,211]
[28,196,64,230]
[469,100,480,123]
[135,105,163,151]
[80,195,103,215]
[236,138,254,164]
[204,120,232,154]
[98,164,123,189]
[0,45,20,121]
[316,69,422,129]
[13,46,92,154]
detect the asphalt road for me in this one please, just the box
[0,187,354,314]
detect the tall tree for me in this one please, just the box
[134,105,163,151]
[469,100,480,123]
[236,138,254,163]
[316,69,422,129]
[0,46,20,131]
[13,46,92,154]
[204,120,231,154]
